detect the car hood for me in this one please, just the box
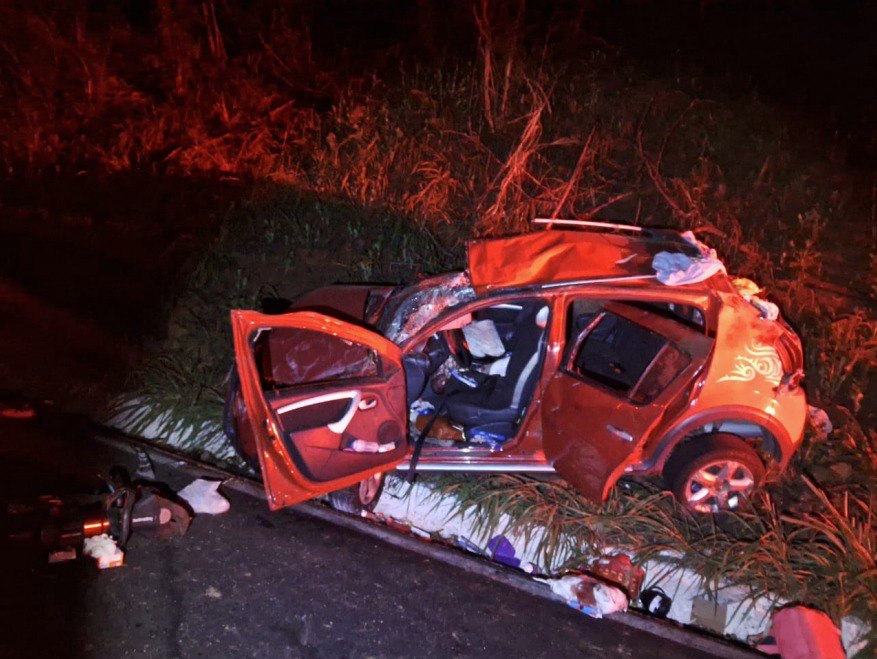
[291,284,395,326]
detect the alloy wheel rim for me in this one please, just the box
[683,459,755,513]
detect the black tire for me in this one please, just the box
[664,433,765,514]
[224,366,261,473]
[327,472,385,515]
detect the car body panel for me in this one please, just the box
[292,284,396,325]
[231,310,407,510]
[541,302,715,501]
[468,229,700,294]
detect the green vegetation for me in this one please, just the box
[3,2,873,649]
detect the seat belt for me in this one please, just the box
[406,401,446,484]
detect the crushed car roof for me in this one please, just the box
[467,229,705,294]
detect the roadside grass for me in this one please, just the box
[110,185,461,464]
[429,431,876,644]
[4,2,874,648]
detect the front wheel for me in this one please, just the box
[327,472,385,515]
[664,434,765,514]
[224,366,261,473]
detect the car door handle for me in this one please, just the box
[358,396,377,411]
[606,424,633,442]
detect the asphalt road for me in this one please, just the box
[0,412,729,658]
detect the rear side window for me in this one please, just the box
[255,327,380,390]
[569,313,689,404]
[629,344,690,404]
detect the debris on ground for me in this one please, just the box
[4,465,191,571]
[454,535,486,556]
[586,554,645,601]
[757,606,846,659]
[83,533,124,569]
[536,572,629,618]
[177,478,230,515]
[487,534,520,568]
[639,587,672,618]
[807,405,834,440]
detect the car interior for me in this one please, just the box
[565,299,693,406]
[403,299,551,448]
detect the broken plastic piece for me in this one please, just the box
[586,554,645,600]
[732,277,780,320]
[177,479,230,515]
[454,536,485,555]
[487,535,521,568]
[765,606,845,659]
[749,295,779,320]
[47,548,77,564]
[808,405,833,440]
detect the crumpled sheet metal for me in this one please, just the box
[382,272,475,343]
[467,230,690,294]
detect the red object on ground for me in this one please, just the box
[586,554,645,600]
[770,607,845,659]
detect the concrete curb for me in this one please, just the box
[92,426,760,659]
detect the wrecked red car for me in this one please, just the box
[227,222,808,514]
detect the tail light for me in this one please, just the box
[775,327,804,393]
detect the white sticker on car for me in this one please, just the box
[717,340,783,386]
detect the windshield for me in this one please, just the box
[377,271,476,344]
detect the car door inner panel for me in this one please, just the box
[253,325,408,484]
[265,381,406,483]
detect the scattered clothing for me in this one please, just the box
[652,231,727,286]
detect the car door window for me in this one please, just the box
[569,312,689,404]
[255,327,380,390]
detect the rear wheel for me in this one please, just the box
[327,472,385,515]
[664,434,765,513]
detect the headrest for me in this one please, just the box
[535,305,549,328]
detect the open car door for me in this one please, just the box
[542,302,713,503]
[231,310,408,510]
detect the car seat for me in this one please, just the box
[442,302,548,435]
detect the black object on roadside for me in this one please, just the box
[639,587,672,618]
[3,466,192,565]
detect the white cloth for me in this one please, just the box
[652,231,726,285]
[178,479,230,515]
[652,251,726,286]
